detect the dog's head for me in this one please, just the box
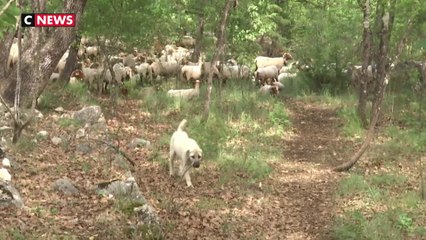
[186,149,203,168]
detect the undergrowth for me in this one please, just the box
[141,79,290,183]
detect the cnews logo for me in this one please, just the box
[21,13,75,27]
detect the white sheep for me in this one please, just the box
[255,52,293,70]
[255,66,279,85]
[84,46,99,59]
[239,65,251,79]
[49,72,60,82]
[54,50,69,75]
[181,56,204,83]
[80,36,91,45]
[226,59,238,66]
[7,42,18,69]
[148,60,181,84]
[278,72,297,82]
[82,67,103,92]
[179,35,196,48]
[77,46,85,59]
[167,80,201,100]
[272,81,284,91]
[101,63,133,92]
[160,61,181,78]
[220,64,242,82]
[123,54,136,69]
[135,63,150,79]
[258,84,279,96]
[279,61,298,74]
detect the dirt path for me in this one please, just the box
[263,98,352,239]
[136,98,352,239]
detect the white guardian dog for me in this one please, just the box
[169,119,203,187]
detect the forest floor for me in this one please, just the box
[0,96,356,240]
[140,98,354,240]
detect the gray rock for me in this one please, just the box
[0,181,25,209]
[76,128,85,139]
[96,176,160,225]
[134,204,160,225]
[128,138,151,148]
[98,177,141,197]
[51,137,62,146]
[0,168,11,181]
[34,110,43,119]
[53,178,79,195]
[90,122,107,133]
[2,158,10,167]
[76,143,92,154]
[72,105,102,124]
[37,130,49,139]
[54,107,65,112]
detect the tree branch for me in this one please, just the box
[0,0,15,18]
[89,137,136,167]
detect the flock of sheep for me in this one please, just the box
[6,35,303,99]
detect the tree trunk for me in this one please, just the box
[357,0,372,129]
[0,0,87,107]
[335,4,393,172]
[202,0,234,121]
[192,9,205,63]
[59,36,80,83]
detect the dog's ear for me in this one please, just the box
[185,150,190,159]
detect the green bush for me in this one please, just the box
[269,101,291,129]
[337,174,369,197]
[337,107,364,138]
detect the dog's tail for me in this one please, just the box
[177,119,187,131]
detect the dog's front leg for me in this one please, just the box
[184,170,193,188]
[179,162,193,188]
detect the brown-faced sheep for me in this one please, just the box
[255,52,293,70]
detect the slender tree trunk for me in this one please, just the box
[335,5,392,172]
[59,35,80,83]
[203,0,234,121]
[12,13,23,143]
[192,8,205,63]
[0,0,87,107]
[357,0,372,128]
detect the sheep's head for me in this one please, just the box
[283,52,293,61]
[71,69,85,79]
[270,85,279,95]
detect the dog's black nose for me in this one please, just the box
[193,162,200,168]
